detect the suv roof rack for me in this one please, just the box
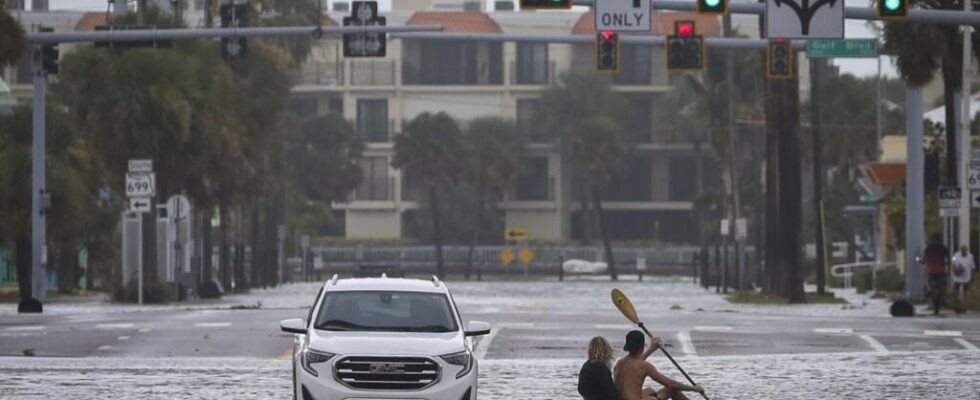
[431,275,441,288]
[329,274,339,286]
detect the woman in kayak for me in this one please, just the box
[578,336,623,400]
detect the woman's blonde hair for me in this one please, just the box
[587,336,615,364]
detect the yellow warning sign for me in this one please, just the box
[519,248,535,264]
[499,249,515,265]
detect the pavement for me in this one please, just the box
[1,276,978,399]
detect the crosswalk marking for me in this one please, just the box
[694,326,733,332]
[859,335,889,354]
[814,328,853,335]
[677,330,697,357]
[96,345,112,351]
[117,336,130,341]
[924,330,962,337]
[5,326,45,331]
[953,338,979,351]
[193,322,232,328]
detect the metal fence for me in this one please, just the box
[309,245,701,276]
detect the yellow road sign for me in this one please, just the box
[499,249,515,265]
[505,227,529,242]
[519,248,535,264]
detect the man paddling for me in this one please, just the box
[614,330,704,400]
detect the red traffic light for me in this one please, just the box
[676,21,694,38]
[600,31,616,41]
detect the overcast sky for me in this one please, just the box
[41,0,896,78]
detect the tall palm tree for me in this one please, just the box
[883,1,980,188]
[572,116,628,281]
[463,117,524,279]
[392,112,468,279]
[0,2,25,69]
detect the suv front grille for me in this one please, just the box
[334,356,440,390]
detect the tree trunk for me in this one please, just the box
[465,179,486,280]
[591,181,618,281]
[941,61,959,246]
[430,186,445,279]
[580,182,593,245]
[250,203,261,288]
[56,241,77,294]
[201,207,213,283]
[219,205,231,290]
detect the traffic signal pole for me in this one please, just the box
[30,45,47,306]
[958,0,973,252]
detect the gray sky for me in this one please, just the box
[43,0,896,78]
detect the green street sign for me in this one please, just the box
[806,39,879,58]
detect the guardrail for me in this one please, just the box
[830,261,897,291]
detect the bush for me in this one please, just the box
[111,280,175,304]
[853,267,904,294]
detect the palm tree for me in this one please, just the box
[536,73,627,279]
[463,117,524,279]
[883,2,980,188]
[0,3,25,69]
[572,116,628,281]
[392,112,468,279]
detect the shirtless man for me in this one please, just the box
[614,330,704,400]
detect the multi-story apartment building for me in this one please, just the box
[292,2,723,244]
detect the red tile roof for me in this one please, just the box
[75,11,108,32]
[406,11,503,33]
[572,11,721,36]
[863,162,906,186]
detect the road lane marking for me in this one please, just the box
[859,335,889,354]
[594,324,633,330]
[473,323,532,360]
[694,326,733,332]
[5,326,45,331]
[194,322,232,328]
[96,323,134,329]
[97,345,112,351]
[924,330,962,337]
[138,328,151,333]
[677,330,697,357]
[117,336,130,341]
[814,328,853,335]
[953,338,979,351]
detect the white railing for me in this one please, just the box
[829,261,897,291]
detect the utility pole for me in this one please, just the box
[958,0,973,251]
[906,87,926,302]
[811,58,826,295]
[723,12,743,291]
[29,42,47,306]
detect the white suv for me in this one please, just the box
[280,275,490,400]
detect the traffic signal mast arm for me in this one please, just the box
[24,25,445,45]
[573,0,980,26]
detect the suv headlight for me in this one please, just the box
[440,350,473,379]
[301,348,335,377]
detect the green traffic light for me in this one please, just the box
[883,0,901,10]
[704,0,721,7]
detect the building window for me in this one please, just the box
[515,42,548,84]
[355,156,391,201]
[612,45,652,85]
[516,99,549,143]
[405,40,503,85]
[356,99,388,142]
[514,157,551,200]
[668,156,698,201]
[288,98,317,120]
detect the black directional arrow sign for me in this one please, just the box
[343,1,386,58]
[766,0,843,39]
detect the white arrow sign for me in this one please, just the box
[130,197,152,213]
[596,0,650,32]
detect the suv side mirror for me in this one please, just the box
[280,318,307,334]
[464,320,491,337]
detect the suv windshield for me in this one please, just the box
[314,291,458,333]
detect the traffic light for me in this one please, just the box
[519,0,571,10]
[595,31,619,73]
[697,0,726,15]
[39,27,59,75]
[665,21,704,72]
[767,38,792,79]
[220,4,248,60]
[877,0,908,19]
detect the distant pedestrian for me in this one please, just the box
[923,235,950,315]
[952,245,973,300]
[578,336,623,400]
